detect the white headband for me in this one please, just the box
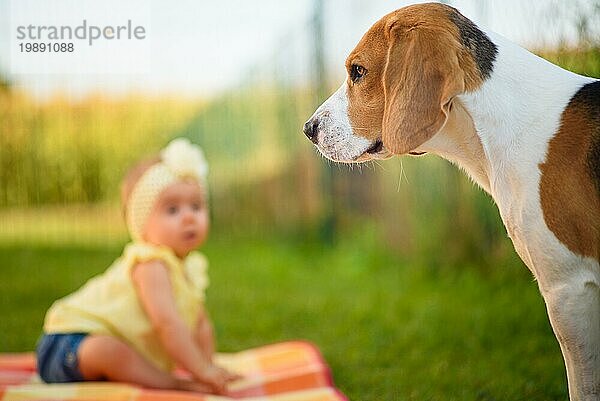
[126,138,208,242]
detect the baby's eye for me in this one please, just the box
[166,205,179,215]
[192,201,206,212]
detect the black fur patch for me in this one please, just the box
[448,8,498,80]
[572,81,600,192]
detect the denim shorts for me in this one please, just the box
[36,333,88,383]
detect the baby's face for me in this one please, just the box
[143,180,208,258]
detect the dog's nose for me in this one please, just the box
[303,118,319,144]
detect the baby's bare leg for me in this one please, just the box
[78,335,211,392]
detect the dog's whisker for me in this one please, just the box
[373,160,386,172]
[396,159,409,192]
[401,160,409,185]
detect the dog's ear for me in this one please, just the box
[382,24,465,154]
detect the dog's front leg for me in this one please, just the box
[541,274,600,401]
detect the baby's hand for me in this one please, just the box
[198,365,243,394]
[220,366,244,383]
[174,378,213,393]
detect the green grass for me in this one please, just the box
[0,229,567,401]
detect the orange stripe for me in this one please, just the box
[0,353,36,371]
[257,343,319,373]
[136,388,207,401]
[0,371,35,385]
[263,371,327,395]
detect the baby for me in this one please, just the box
[36,138,240,394]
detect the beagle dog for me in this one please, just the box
[303,3,599,400]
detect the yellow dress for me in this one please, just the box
[43,242,209,372]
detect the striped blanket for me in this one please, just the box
[0,341,347,401]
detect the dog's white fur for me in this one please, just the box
[305,8,600,401]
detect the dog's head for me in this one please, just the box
[303,2,497,163]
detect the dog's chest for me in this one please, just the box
[490,167,557,262]
[493,179,593,287]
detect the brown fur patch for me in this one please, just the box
[345,18,388,143]
[539,82,600,259]
[345,3,494,154]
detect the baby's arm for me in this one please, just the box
[132,260,235,393]
[194,306,242,382]
[194,311,215,360]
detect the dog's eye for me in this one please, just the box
[350,64,366,83]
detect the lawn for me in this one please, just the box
[0,229,567,401]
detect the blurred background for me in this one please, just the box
[1,1,599,400]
